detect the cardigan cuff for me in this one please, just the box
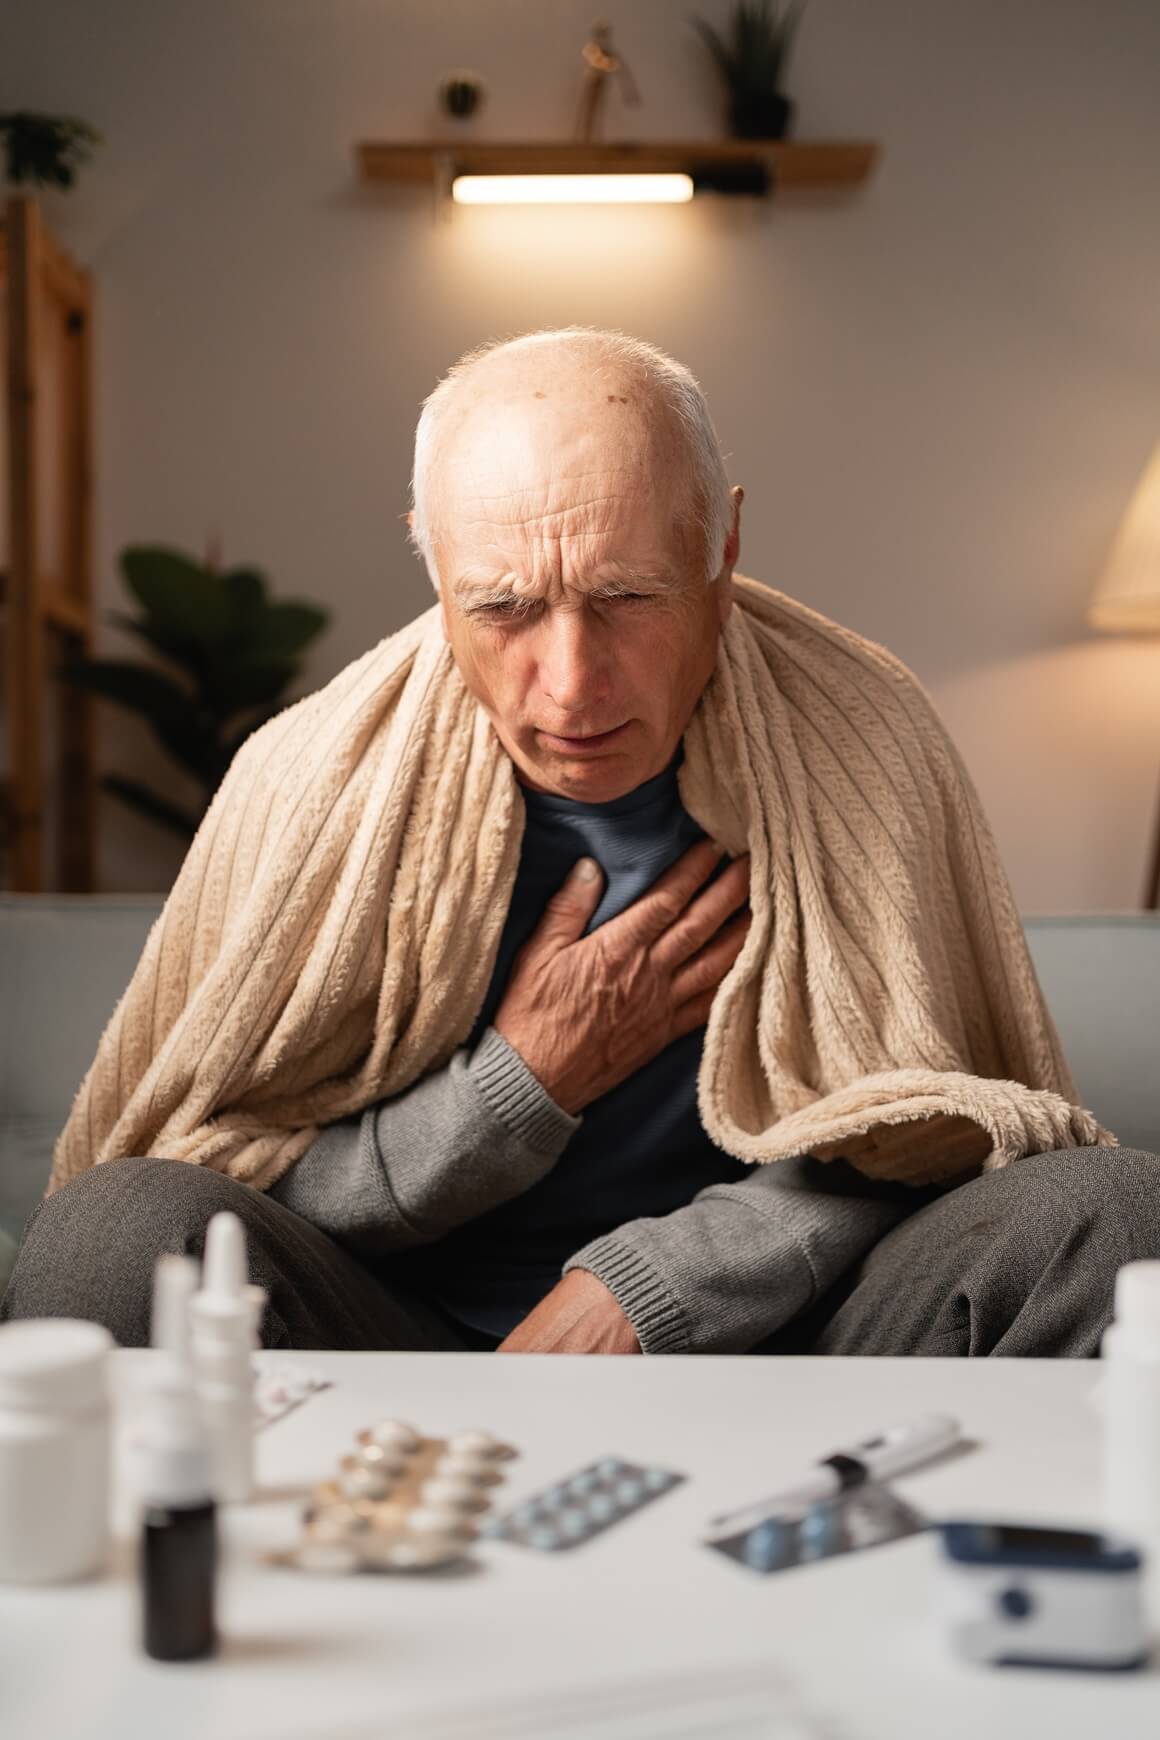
[563,1234,690,1355]
[468,1026,581,1155]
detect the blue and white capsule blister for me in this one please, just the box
[487,1456,686,1552]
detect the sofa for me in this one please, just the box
[2,896,1159,1292]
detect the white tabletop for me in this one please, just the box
[3,1351,1158,1739]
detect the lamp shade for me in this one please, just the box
[1088,440,1160,633]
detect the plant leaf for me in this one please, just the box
[100,773,202,840]
[56,658,192,725]
[120,545,237,649]
[259,601,329,658]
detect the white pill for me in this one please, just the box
[434,1453,500,1485]
[337,1461,392,1501]
[405,1506,476,1539]
[446,1430,507,1459]
[383,1535,465,1570]
[421,1477,488,1513]
[365,1419,422,1452]
[355,1443,406,1476]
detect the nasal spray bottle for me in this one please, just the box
[138,1254,217,1661]
[1101,1259,1160,1616]
[189,1211,267,1504]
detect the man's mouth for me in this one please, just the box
[537,722,631,752]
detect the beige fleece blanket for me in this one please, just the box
[48,573,1117,1198]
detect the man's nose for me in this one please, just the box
[538,609,611,719]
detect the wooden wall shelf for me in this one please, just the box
[357,138,879,197]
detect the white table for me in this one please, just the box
[3,1352,1158,1739]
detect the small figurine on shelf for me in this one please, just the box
[575,20,641,142]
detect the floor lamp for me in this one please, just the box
[1086,441,1160,910]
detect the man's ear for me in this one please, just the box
[716,485,744,625]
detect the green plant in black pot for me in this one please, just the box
[688,0,809,140]
[57,544,329,841]
[0,112,104,188]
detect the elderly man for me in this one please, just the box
[4,326,1158,1355]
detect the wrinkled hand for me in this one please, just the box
[493,838,750,1116]
[496,1270,641,1354]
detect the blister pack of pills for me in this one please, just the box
[271,1419,518,1574]
[705,1481,926,1575]
[482,1455,684,1551]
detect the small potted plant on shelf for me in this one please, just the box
[688,0,809,141]
[57,541,329,842]
[0,111,103,188]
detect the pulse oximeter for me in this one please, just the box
[935,1519,1149,1671]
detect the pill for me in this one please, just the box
[528,1524,562,1550]
[355,1443,406,1476]
[642,1467,675,1492]
[406,1506,476,1539]
[337,1460,393,1501]
[798,1501,842,1558]
[596,1457,623,1479]
[614,1478,645,1508]
[434,1454,501,1485]
[446,1430,508,1458]
[558,1507,590,1540]
[365,1419,422,1452]
[420,1477,488,1513]
[568,1469,601,1497]
[742,1519,791,1572]
[382,1535,465,1570]
[512,1501,547,1527]
[586,1493,617,1526]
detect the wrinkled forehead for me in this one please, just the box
[439,375,679,496]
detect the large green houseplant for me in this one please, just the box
[689,0,810,140]
[58,544,329,841]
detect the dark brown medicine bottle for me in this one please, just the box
[142,1498,217,1661]
[137,1359,218,1662]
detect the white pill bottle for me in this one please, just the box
[1101,1258,1160,1625]
[0,1318,114,1583]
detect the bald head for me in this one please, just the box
[408,327,733,594]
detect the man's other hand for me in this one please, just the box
[496,1270,641,1354]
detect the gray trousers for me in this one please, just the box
[3,1146,1159,1356]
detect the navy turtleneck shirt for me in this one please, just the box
[418,743,752,1337]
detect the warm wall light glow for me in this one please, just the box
[451,173,695,206]
[1089,440,1160,633]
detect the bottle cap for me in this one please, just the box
[1113,1260,1160,1344]
[151,1254,198,1365]
[0,1318,112,1412]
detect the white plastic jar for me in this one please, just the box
[0,1317,114,1583]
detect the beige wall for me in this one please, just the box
[4,0,1158,909]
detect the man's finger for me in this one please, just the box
[521,857,604,957]
[669,909,751,1003]
[597,838,726,953]
[651,854,750,973]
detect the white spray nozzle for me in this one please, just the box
[202,1211,248,1301]
[150,1254,199,1367]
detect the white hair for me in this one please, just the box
[407,326,733,591]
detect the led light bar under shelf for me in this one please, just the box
[451,172,694,205]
